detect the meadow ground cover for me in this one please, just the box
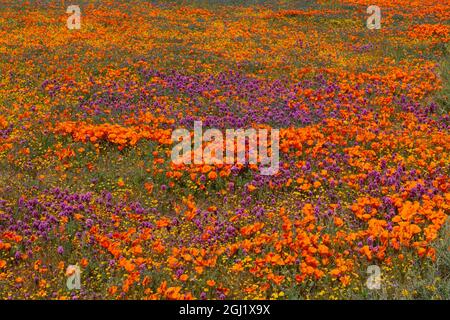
[0,0,449,300]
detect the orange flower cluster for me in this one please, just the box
[53,113,174,149]
[407,24,449,43]
[0,116,8,130]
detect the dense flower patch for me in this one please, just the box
[0,0,448,299]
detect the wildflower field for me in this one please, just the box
[0,0,449,300]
